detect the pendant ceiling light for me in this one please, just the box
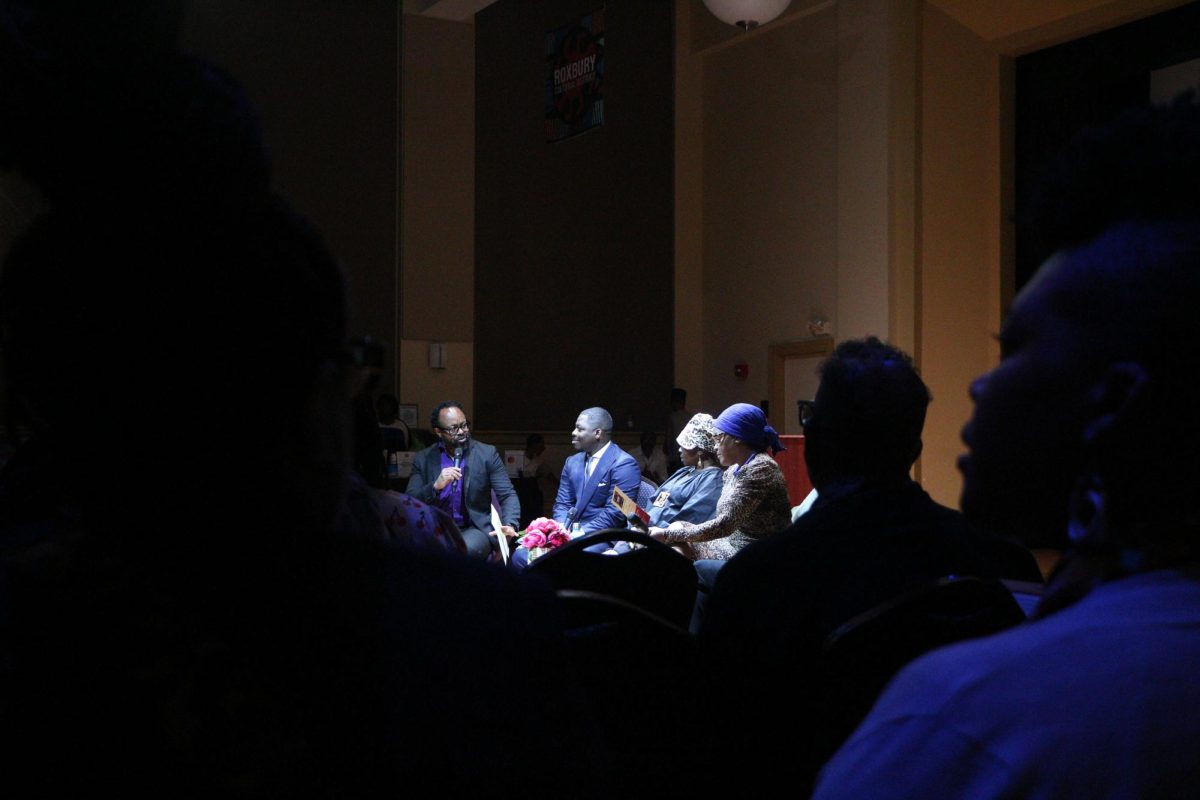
[701,0,793,31]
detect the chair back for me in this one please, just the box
[820,575,1025,739]
[528,529,697,628]
[553,589,701,796]
[635,478,658,509]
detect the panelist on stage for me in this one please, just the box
[510,407,640,569]
[406,402,519,559]
[553,407,642,533]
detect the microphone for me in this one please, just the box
[452,446,463,490]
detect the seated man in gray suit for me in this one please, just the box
[406,402,519,558]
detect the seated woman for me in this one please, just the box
[633,413,724,530]
[652,403,791,560]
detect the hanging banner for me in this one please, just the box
[545,8,605,142]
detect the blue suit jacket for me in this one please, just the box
[553,443,641,533]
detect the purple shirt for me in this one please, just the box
[435,444,467,526]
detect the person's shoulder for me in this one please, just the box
[893,483,983,539]
[907,484,973,529]
[611,445,638,466]
[411,443,440,467]
[745,453,783,476]
[662,465,693,482]
[906,484,1041,582]
[471,440,499,458]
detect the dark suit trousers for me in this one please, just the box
[460,527,494,559]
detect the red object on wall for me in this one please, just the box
[734,363,748,380]
[772,435,812,507]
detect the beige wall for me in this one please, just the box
[183,0,402,388]
[186,7,478,428]
[837,0,897,346]
[676,0,1172,507]
[399,340,474,429]
[674,3,707,411]
[699,5,840,420]
[911,0,1175,505]
[399,13,476,423]
[678,0,917,430]
[916,4,999,506]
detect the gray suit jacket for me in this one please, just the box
[406,440,520,532]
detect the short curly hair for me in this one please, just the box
[430,402,466,430]
[809,337,929,479]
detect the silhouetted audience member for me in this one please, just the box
[632,429,667,484]
[663,387,690,473]
[0,38,592,797]
[815,101,1200,798]
[516,432,557,525]
[701,337,1041,793]
[375,392,411,454]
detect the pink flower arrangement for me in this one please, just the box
[520,517,571,551]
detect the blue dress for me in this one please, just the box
[646,465,723,528]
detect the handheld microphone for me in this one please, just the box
[452,446,463,490]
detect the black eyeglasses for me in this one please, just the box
[440,421,470,434]
[798,400,816,429]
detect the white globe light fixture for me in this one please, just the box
[701,0,793,31]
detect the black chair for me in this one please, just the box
[555,588,690,638]
[819,576,1026,747]
[553,589,700,797]
[527,529,697,629]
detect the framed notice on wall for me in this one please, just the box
[545,7,605,142]
[397,403,419,427]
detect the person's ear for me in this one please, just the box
[909,439,923,469]
[1081,362,1148,446]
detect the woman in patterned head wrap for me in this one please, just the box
[638,413,725,530]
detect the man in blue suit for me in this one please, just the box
[554,407,641,532]
[511,407,640,569]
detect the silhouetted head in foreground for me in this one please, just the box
[961,98,1200,576]
[803,337,929,491]
[0,46,347,533]
[1,196,350,531]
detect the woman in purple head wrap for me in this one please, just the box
[651,403,791,561]
[713,403,785,456]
